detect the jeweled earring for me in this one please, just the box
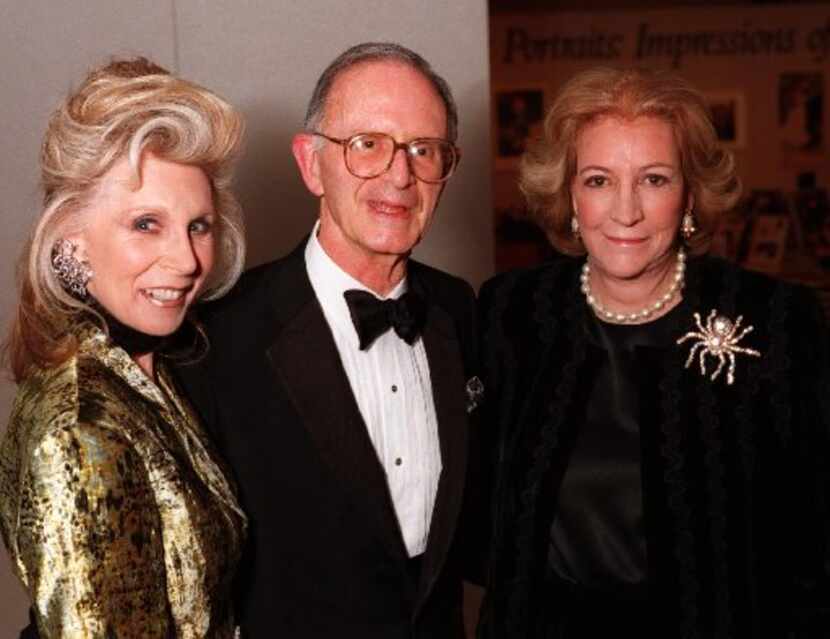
[681,208,697,240]
[51,239,93,298]
[571,215,580,238]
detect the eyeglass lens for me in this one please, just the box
[345,133,455,182]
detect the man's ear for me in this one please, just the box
[292,133,324,197]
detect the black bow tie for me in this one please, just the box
[343,289,427,350]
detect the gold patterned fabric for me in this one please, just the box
[0,321,246,638]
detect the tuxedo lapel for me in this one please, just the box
[265,247,409,566]
[410,270,469,605]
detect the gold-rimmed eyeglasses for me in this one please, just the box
[311,131,460,184]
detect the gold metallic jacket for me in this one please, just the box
[0,322,246,638]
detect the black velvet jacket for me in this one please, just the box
[477,255,830,638]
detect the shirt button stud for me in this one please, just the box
[395,457,402,466]
[391,384,398,393]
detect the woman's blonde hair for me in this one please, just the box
[6,57,245,381]
[520,66,741,256]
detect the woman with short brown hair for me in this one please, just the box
[478,67,829,638]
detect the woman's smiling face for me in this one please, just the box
[571,115,689,287]
[74,151,216,335]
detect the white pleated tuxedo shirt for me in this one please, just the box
[304,226,442,557]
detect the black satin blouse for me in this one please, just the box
[547,301,688,596]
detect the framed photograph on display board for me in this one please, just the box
[779,72,824,157]
[703,91,747,149]
[494,87,545,170]
[745,215,791,275]
[709,215,748,262]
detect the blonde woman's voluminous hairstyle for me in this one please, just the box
[520,66,741,256]
[6,57,245,381]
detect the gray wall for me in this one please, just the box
[0,1,492,635]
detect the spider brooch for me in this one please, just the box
[676,310,761,385]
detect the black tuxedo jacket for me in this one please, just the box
[177,240,480,638]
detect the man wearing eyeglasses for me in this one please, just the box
[178,42,481,639]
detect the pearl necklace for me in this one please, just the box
[580,247,686,324]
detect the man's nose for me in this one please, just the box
[385,146,415,188]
